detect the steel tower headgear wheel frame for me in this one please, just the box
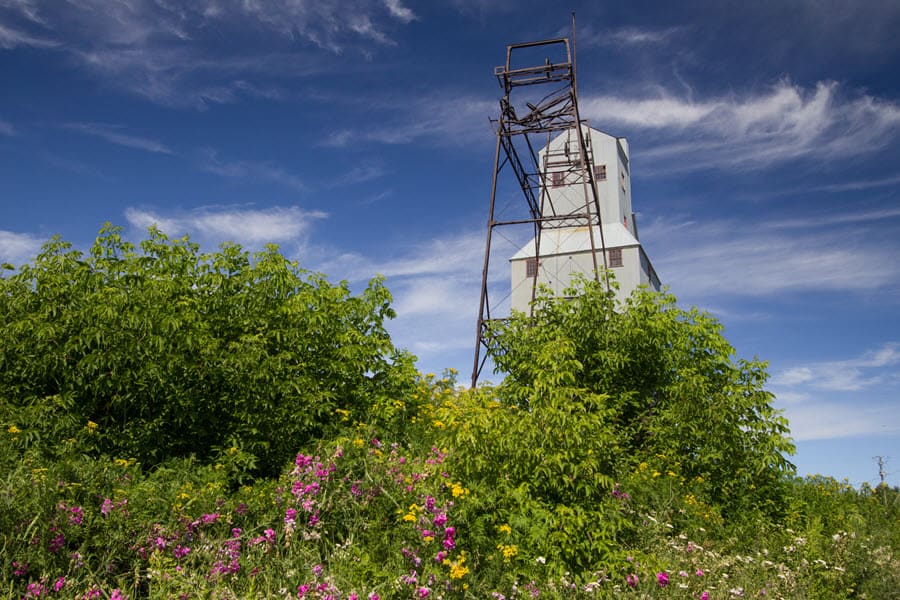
[471,33,611,387]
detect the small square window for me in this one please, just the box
[593,164,607,181]
[608,248,623,268]
[526,257,539,277]
[550,171,565,188]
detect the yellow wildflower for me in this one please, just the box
[497,544,518,562]
[85,420,98,433]
[452,483,468,497]
[497,524,512,535]
[8,425,21,434]
[449,554,469,579]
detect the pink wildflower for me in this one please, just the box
[69,506,84,526]
[101,498,114,516]
[54,577,66,591]
[657,572,669,587]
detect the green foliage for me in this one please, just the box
[429,342,625,573]
[0,225,416,475]
[4,224,897,598]
[3,427,898,599]
[486,276,796,518]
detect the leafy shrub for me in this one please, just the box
[0,225,417,476]
[486,276,796,519]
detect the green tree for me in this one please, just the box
[485,276,796,517]
[0,225,416,475]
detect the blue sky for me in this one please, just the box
[1,0,899,487]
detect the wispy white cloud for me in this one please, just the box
[0,0,47,24]
[124,205,326,247]
[773,367,814,386]
[805,175,900,194]
[0,0,417,106]
[383,0,416,23]
[770,343,900,440]
[318,230,486,282]
[62,122,172,154]
[324,94,496,147]
[577,24,682,48]
[0,229,44,265]
[313,229,489,360]
[0,118,15,136]
[643,213,900,299]
[772,343,900,392]
[0,21,57,48]
[328,163,387,187]
[783,401,900,441]
[72,46,313,108]
[582,80,900,170]
[198,149,307,191]
[770,207,900,230]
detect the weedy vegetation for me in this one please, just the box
[2,226,898,599]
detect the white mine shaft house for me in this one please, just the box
[509,126,661,312]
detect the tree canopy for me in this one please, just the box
[0,225,416,475]
[461,277,796,517]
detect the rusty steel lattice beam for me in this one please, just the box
[471,27,611,388]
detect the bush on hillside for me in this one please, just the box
[0,225,417,476]
[480,277,796,518]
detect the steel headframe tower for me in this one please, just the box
[471,32,610,387]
